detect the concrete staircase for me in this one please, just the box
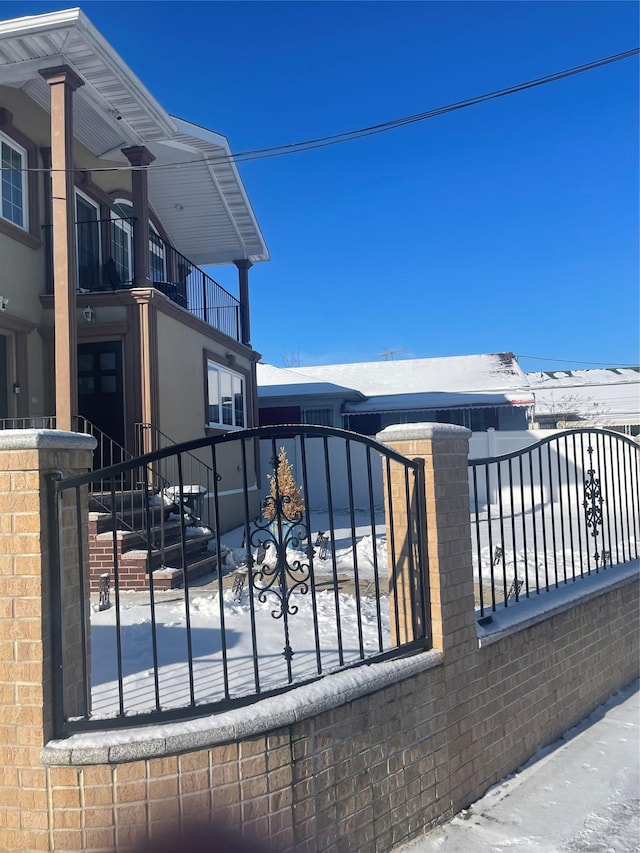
[88,488,226,591]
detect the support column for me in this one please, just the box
[376,423,477,656]
[234,259,252,345]
[122,146,156,287]
[0,429,95,851]
[39,66,84,432]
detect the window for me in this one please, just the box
[149,223,166,283]
[302,407,333,426]
[111,200,134,284]
[1,132,27,229]
[207,360,246,429]
[75,190,100,291]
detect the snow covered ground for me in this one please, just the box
[89,511,394,719]
[393,681,640,853]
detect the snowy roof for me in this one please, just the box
[0,8,268,265]
[258,354,534,411]
[256,363,364,400]
[527,368,640,424]
[285,353,529,395]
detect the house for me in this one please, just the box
[0,8,269,529]
[257,353,534,434]
[528,367,640,435]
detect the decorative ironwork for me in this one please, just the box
[583,444,605,565]
[98,573,110,611]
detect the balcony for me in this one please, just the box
[44,218,242,342]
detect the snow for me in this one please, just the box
[258,353,530,398]
[88,511,393,721]
[393,680,639,853]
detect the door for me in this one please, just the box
[0,336,8,421]
[78,341,125,469]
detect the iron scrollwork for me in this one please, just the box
[582,444,605,566]
[244,451,314,667]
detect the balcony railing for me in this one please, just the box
[44,218,242,342]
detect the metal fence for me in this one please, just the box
[469,428,639,617]
[48,425,429,736]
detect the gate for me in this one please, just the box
[48,425,429,736]
[469,428,639,617]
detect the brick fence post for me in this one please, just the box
[377,424,483,814]
[0,429,95,851]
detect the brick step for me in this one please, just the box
[151,550,229,590]
[116,530,215,572]
[89,504,173,535]
[94,546,230,592]
[89,488,173,515]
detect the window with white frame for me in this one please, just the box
[207,359,246,429]
[1,132,27,230]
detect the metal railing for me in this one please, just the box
[47,425,429,735]
[0,416,56,430]
[134,422,215,529]
[157,238,241,339]
[43,218,242,341]
[469,428,640,618]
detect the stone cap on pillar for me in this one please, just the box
[376,423,472,443]
[0,429,97,451]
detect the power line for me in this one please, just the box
[517,355,639,367]
[15,47,639,174]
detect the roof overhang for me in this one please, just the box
[0,8,269,265]
[343,391,535,414]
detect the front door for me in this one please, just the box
[78,341,125,469]
[0,336,8,421]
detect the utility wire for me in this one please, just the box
[518,355,639,367]
[15,47,639,174]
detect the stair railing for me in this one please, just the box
[134,423,215,531]
[75,416,179,569]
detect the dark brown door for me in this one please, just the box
[0,336,8,421]
[78,341,125,468]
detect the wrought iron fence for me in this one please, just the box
[469,428,639,617]
[48,425,429,736]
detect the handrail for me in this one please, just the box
[134,422,214,530]
[74,416,181,561]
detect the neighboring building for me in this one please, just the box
[257,353,534,434]
[528,367,640,435]
[0,9,269,527]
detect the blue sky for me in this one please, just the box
[4,1,638,371]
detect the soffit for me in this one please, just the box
[0,9,269,265]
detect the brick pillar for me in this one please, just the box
[0,429,95,851]
[377,423,477,653]
[377,424,482,815]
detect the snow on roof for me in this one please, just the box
[527,368,640,423]
[284,353,529,396]
[527,367,640,388]
[256,363,364,400]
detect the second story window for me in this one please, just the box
[111,199,134,285]
[149,223,166,283]
[1,131,27,230]
[75,190,100,291]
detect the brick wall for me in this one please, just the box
[1,427,638,852]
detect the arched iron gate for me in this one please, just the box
[469,428,639,617]
[47,425,430,737]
